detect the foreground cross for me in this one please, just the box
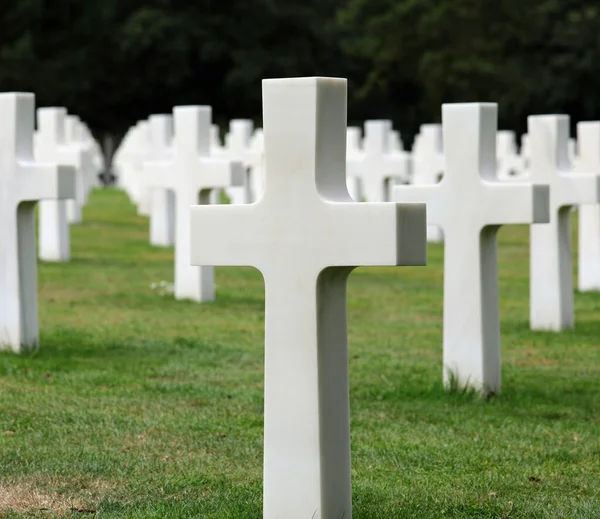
[528,115,600,330]
[36,107,80,262]
[0,93,75,352]
[191,77,426,519]
[576,122,600,291]
[146,106,243,302]
[394,103,550,394]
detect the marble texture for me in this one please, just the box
[145,114,175,247]
[393,103,550,395]
[411,124,444,242]
[577,122,600,291]
[346,120,411,202]
[36,107,82,262]
[63,115,94,223]
[190,77,426,519]
[496,130,525,179]
[223,119,254,204]
[528,115,600,330]
[345,126,363,201]
[146,106,244,302]
[0,93,75,352]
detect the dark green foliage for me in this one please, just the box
[2,1,600,147]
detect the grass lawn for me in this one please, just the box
[0,188,599,518]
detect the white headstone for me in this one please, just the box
[63,115,93,223]
[190,77,426,518]
[113,126,136,195]
[520,133,530,172]
[0,93,75,352]
[145,114,175,247]
[577,122,600,291]
[145,106,244,301]
[496,130,525,179]
[389,129,404,152]
[529,115,600,330]
[347,120,411,202]
[393,103,550,394]
[247,128,265,201]
[346,126,363,201]
[134,120,152,216]
[568,137,578,167]
[78,122,104,187]
[210,124,223,153]
[36,107,83,262]
[411,124,444,242]
[223,119,254,204]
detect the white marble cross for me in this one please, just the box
[568,137,578,167]
[113,125,136,196]
[411,123,445,242]
[145,114,175,247]
[77,120,104,189]
[394,103,550,394]
[222,119,254,204]
[347,120,411,202]
[145,106,244,302]
[210,124,223,154]
[577,122,600,291]
[346,126,363,201]
[520,133,531,173]
[0,93,75,352]
[190,77,426,519]
[134,120,152,216]
[247,128,265,202]
[66,115,98,200]
[36,107,82,262]
[529,115,600,330]
[496,130,525,179]
[61,115,92,223]
[389,129,403,152]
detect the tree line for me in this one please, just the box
[1,0,598,150]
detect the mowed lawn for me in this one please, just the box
[1,189,599,518]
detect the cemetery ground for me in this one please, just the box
[1,190,599,519]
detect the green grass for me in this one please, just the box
[0,189,599,518]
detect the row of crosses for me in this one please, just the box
[1,78,600,518]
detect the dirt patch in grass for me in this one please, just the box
[0,477,114,515]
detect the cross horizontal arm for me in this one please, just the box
[557,171,600,207]
[392,184,442,225]
[382,153,411,179]
[18,163,76,202]
[196,158,245,190]
[345,157,364,177]
[190,204,263,268]
[191,201,426,273]
[143,160,176,191]
[321,201,426,267]
[482,181,550,226]
[58,147,84,168]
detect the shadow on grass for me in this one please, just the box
[502,317,600,337]
[350,363,599,427]
[0,328,247,373]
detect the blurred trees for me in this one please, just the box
[339,0,600,136]
[1,0,599,146]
